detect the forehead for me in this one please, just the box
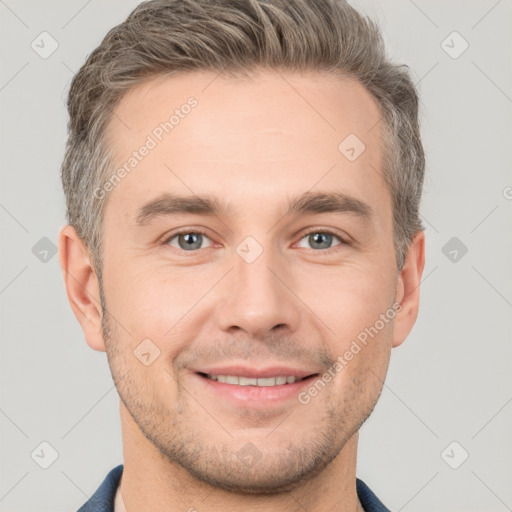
[103,69,388,223]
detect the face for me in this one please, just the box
[90,70,411,493]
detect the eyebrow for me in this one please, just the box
[134,191,373,226]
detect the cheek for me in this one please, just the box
[102,264,178,341]
[304,264,396,383]
[326,313,392,412]
[131,282,179,338]
[304,264,396,335]
[107,267,214,356]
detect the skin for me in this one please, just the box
[59,69,425,512]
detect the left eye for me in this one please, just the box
[296,231,344,250]
[166,231,212,251]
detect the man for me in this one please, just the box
[59,0,425,510]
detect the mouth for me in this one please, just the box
[194,371,320,406]
[196,372,318,387]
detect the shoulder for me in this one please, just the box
[76,464,124,512]
[356,478,392,512]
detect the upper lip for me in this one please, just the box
[193,365,320,380]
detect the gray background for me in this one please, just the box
[1,0,511,511]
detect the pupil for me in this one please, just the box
[180,233,201,250]
[311,233,331,249]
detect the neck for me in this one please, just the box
[118,403,364,512]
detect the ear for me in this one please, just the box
[59,224,106,352]
[392,230,426,348]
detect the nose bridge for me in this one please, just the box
[215,236,301,336]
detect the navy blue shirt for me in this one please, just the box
[77,464,391,512]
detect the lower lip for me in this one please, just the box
[194,373,317,405]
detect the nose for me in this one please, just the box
[215,244,302,338]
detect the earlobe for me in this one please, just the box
[58,225,106,352]
[391,230,426,348]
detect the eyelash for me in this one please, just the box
[161,227,349,255]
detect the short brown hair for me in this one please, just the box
[61,0,425,280]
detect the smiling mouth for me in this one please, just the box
[196,372,319,387]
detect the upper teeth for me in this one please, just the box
[207,375,298,386]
